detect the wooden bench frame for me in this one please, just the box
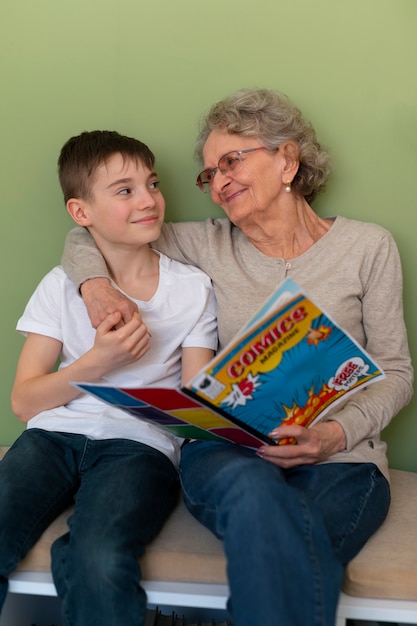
[6,571,417,625]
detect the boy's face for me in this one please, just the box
[72,153,165,248]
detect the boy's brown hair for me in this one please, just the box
[58,130,155,203]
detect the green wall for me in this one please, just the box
[1,0,416,470]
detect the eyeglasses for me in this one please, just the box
[196,147,271,193]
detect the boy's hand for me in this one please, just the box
[93,311,151,370]
[81,278,138,329]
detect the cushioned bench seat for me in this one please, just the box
[0,445,229,612]
[15,493,227,587]
[336,467,417,625]
[2,446,417,625]
[343,468,417,601]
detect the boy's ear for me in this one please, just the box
[66,198,93,227]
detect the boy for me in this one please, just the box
[0,131,217,625]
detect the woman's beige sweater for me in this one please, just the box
[62,216,413,479]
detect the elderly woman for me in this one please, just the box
[62,88,413,626]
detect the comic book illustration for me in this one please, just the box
[74,279,385,448]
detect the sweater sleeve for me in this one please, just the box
[61,227,110,290]
[325,230,413,452]
[62,221,200,290]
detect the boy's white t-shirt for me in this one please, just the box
[16,252,218,467]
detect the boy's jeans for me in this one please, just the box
[0,428,179,626]
[180,440,390,626]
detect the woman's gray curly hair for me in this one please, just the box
[195,88,332,204]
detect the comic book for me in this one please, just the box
[74,278,385,448]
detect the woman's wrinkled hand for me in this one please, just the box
[81,278,138,329]
[256,421,347,468]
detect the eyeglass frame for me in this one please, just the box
[196,146,274,193]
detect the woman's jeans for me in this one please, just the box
[0,429,179,626]
[180,440,390,626]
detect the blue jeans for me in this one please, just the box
[180,441,390,626]
[0,429,179,626]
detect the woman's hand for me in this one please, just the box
[256,421,347,468]
[81,278,138,329]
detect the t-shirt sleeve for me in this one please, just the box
[16,267,64,342]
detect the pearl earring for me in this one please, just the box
[285,180,292,193]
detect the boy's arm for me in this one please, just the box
[181,347,215,386]
[12,312,150,422]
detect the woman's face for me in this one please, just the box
[202,129,288,228]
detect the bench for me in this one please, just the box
[2,446,417,625]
